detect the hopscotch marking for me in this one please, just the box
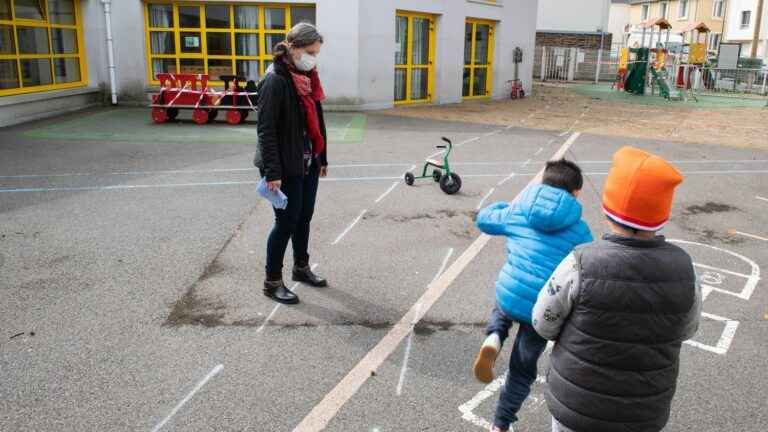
[683,312,740,355]
[669,239,761,356]
[459,341,554,430]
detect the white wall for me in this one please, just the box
[608,2,631,43]
[537,0,610,32]
[79,0,538,108]
[352,0,538,109]
[725,0,768,57]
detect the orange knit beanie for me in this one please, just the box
[603,147,684,231]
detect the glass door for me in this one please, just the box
[394,11,434,105]
[463,19,494,99]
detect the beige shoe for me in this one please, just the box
[473,333,501,383]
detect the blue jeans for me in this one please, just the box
[487,308,548,430]
[265,162,319,278]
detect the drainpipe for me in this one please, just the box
[752,0,765,58]
[101,0,118,105]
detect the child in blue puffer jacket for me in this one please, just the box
[473,159,593,432]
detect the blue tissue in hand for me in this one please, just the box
[256,178,288,209]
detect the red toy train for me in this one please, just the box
[150,73,257,125]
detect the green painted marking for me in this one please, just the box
[22,108,367,145]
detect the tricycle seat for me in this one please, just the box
[425,159,445,168]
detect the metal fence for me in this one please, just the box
[535,45,622,83]
[535,44,768,98]
[687,67,768,97]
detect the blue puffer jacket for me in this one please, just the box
[477,184,593,324]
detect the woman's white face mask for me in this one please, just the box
[294,52,317,71]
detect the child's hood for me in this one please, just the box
[518,184,584,233]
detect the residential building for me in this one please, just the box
[609,0,632,45]
[724,0,768,58]
[0,0,538,127]
[536,0,612,49]
[627,0,729,52]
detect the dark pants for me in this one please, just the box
[265,162,319,279]
[487,308,548,430]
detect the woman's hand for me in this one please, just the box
[268,180,282,191]
[319,166,328,177]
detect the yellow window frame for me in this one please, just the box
[0,0,88,97]
[144,2,314,87]
[394,10,436,106]
[463,18,495,100]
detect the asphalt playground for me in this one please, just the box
[1,107,767,432]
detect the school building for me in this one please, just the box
[0,0,538,127]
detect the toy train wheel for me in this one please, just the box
[192,108,210,125]
[208,109,219,123]
[439,173,462,195]
[151,107,168,124]
[226,110,243,125]
[166,108,179,121]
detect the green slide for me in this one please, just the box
[650,68,681,100]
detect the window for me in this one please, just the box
[678,0,688,19]
[740,11,751,29]
[0,0,86,96]
[394,11,435,105]
[144,3,316,84]
[463,18,495,99]
[708,33,721,52]
[641,4,650,20]
[712,0,724,18]
[660,2,668,19]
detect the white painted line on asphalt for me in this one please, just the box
[757,196,768,203]
[497,160,528,187]
[497,173,516,187]
[291,132,581,432]
[483,130,502,137]
[4,160,766,180]
[375,182,399,204]
[255,264,319,334]
[476,188,495,210]
[558,131,569,137]
[684,312,739,355]
[150,364,224,432]
[693,262,752,280]
[332,209,367,245]
[396,247,453,396]
[395,302,421,397]
[729,230,768,242]
[458,136,481,147]
[534,147,544,156]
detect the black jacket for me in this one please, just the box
[547,235,696,432]
[254,59,328,181]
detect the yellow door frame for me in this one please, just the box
[463,18,495,100]
[394,10,435,105]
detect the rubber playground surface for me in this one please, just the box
[1,108,767,431]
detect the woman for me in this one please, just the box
[254,23,328,305]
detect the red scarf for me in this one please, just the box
[288,67,326,157]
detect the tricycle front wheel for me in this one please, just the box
[404,172,415,186]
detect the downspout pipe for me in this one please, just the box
[101,0,118,105]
